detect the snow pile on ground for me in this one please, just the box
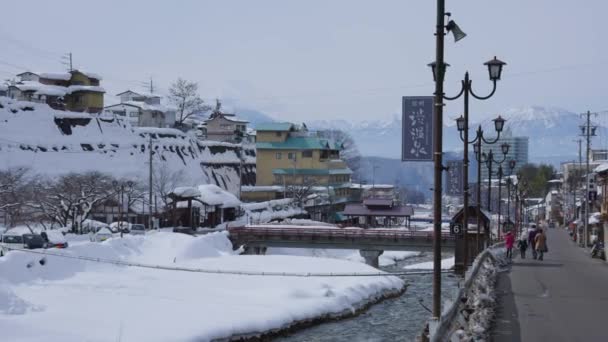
[0,231,404,341]
[403,256,455,270]
[0,97,254,194]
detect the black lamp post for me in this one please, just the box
[497,165,504,240]
[468,121,507,249]
[427,1,469,317]
[480,144,510,211]
[507,159,516,224]
[448,56,506,267]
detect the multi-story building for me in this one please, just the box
[103,90,176,128]
[7,70,104,113]
[480,129,528,180]
[244,122,352,204]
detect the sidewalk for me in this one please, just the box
[492,228,608,341]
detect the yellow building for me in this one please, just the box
[254,122,352,199]
[64,70,104,113]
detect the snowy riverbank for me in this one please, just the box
[0,232,404,341]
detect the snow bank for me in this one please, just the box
[403,256,455,270]
[0,231,404,341]
[267,248,421,267]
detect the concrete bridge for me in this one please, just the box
[227,225,457,267]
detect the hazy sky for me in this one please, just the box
[0,0,606,123]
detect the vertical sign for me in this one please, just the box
[446,160,463,196]
[402,96,434,161]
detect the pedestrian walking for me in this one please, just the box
[535,229,548,261]
[528,225,539,259]
[505,231,515,259]
[517,236,528,259]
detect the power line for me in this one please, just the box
[4,246,447,277]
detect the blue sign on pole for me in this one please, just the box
[446,160,463,196]
[402,96,434,161]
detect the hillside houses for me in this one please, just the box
[103,90,176,128]
[6,70,105,113]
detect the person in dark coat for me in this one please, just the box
[528,225,539,259]
[517,236,528,258]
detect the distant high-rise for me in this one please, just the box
[480,129,529,180]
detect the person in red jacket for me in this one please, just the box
[505,230,515,259]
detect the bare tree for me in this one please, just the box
[286,177,318,207]
[168,78,211,127]
[0,167,30,227]
[316,129,361,181]
[153,164,186,211]
[28,172,116,232]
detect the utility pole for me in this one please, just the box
[431,0,446,319]
[62,52,73,71]
[148,135,154,229]
[573,140,582,224]
[580,111,596,247]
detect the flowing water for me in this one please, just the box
[275,252,460,342]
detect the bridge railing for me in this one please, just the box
[228,226,455,240]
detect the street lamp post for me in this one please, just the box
[480,144,510,213]
[470,122,507,248]
[497,166,504,240]
[448,56,507,268]
[506,159,516,224]
[477,145,509,244]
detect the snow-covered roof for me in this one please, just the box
[66,85,105,94]
[39,72,71,81]
[594,163,608,173]
[116,90,160,98]
[74,70,102,80]
[13,81,68,97]
[241,185,284,192]
[197,184,240,208]
[123,100,168,112]
[171,187,201,198]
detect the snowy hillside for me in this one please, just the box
[0,97,255,194]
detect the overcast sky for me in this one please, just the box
[0,0,606,122]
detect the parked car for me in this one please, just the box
[130,224,146,235]
[40,231,69,249]
[91,227,113,242]
[0,234,25,256]
[22,234,46,249]
[110,221,130,233]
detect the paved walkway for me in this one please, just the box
[492,228,608,341]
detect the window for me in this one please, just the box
[275,132,281,137]
[276,152,282,159]
[288,152,295,160]
[302,150,312,158]
[73,95,81,104]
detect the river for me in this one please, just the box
[274,252,459,342]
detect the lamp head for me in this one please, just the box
[501,143,510,155]
[509,159,516,170]
[427,61,450,82]
[484,56,507,81]
[493,115,506,133]
[456,115,465,132]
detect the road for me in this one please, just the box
[492,228,608,341]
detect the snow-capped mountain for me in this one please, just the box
[309,106,592,163]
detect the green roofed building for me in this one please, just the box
[254,122,352,199]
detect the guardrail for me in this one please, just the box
[425,242,504,342]
[228,226,455,241]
